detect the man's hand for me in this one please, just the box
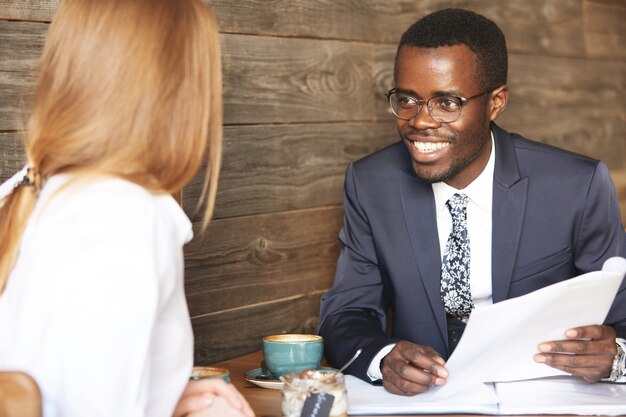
[380,340,448,396]
[534,324,617,382]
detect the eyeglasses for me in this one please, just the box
[385,88,492,123]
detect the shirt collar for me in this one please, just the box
[432,131,495,212]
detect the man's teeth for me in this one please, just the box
[413,141,449,153]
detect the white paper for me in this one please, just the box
[345,375,499,415]
[345,375,626,416]
[431,256,626,399]
[496,377,626,416]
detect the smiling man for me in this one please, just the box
[319,8,626,395]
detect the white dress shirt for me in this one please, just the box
[0,173,194,417]
[367,134,495,380]
[431,135,495,309]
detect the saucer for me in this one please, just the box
[244,367,338,390]
[244,368,283,390]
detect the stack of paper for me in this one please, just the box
[346,376,626,415]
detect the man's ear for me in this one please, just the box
[488,85,509,121]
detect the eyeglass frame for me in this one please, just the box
[385,88,494,123]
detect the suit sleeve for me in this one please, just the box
[575,161,626,338]
[319,164,396,382]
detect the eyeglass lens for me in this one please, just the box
[388,92,463,123]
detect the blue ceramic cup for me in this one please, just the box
[262,334,323,377]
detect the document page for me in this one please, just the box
[430,256,626,399]
[345,375,499,415]
[345,375,626,415]
[495,377,626,416]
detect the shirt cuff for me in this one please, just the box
[366,343,396,382]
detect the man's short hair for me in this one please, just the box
[396,8,507,91]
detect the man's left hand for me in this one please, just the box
[534,324,617,382]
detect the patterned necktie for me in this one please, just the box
[441,193,474,322]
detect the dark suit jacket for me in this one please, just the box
[319,123,626,382]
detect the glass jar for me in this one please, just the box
[281,369,347,417]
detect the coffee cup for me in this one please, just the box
[190,366,230,383]
[262,334,323,377]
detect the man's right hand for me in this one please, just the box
[380,340,448,396]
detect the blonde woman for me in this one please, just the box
[0,0,253,416]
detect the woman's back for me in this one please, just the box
[0,175,193,416]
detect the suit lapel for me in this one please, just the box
[491,124,528,302]
[399,171,448,346]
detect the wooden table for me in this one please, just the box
[213,351,617,417]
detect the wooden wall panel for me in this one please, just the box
[222,34,375,124]
[0,132,24,182]
[0,0,55,21]
[192,291,323,365]
[499,55,625,169]
[0,24,378,128]
[583,0,626,59]
[505,54,624,121]
[0,21,45,131]
[499,117,625,171]
[611,169,626,226]
[373,45,396,119]
[185,207,342,317]
[184,123,397,220]
[223,0,588,60]
[0,0,595,58]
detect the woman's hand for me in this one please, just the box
[173,379,255,417]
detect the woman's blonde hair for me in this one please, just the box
[0,0,223,291]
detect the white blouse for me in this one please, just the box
[0,173,194,417]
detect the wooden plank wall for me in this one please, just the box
[0,0,624,364]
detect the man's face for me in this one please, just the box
[394,45,495,189]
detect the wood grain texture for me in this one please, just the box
[497,116,625,171]
[221,34,375,124]
[0,21,45,131]
[583,0,626,59]
[0,0,595,59]
[505,54,624,121]
[183,122,397,220]
[0,132,25,182]
[191,291,324,364]
[373,44,396,119]
[0,0,55,21]
[1,13,623,128]
[0,24,378,128]
[208,0,419,43]
[184,206,342,318]
[498,53,625,170]
[611,169,626,225]
[216,0,589,59]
